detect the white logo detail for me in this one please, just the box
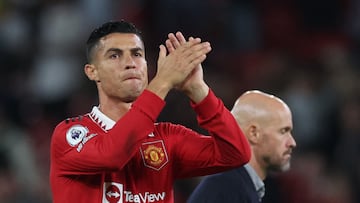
[124,191,165,203]
[76,133,97,152]
[148,133,155,137]
[66,125,88,147]
[107,191,121,198]
[103,182,123,203]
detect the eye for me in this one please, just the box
[134,52,143,57]
[280,127,291,134]
[110,53,119,59]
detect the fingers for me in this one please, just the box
[165,39,175,53]
[158,44,167,60]
[168,32,186,49]
[166,32,197,53]
[189,54,207,68]
[189,43,211,64]
[162,38,211,64]
[163,33,211,71]
[168,33,180,49]
[183,41,211,61]
[155,36,210,90]
[170,39,211,69]
[172,35,209,75]
[175,32,186,46]
[165,33,179,53]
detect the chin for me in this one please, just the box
[268,161,291,172]
[122,94,139,103]
[124,88,144,101]
[280,162,291,172]
[127,93,142,102]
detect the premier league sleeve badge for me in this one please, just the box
[66,125,88,147]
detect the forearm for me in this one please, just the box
[146,77,172,100]
[192,90,251,164]
[174,90,251,178]
[183,81,209,103]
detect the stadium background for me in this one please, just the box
[0,0,359,202]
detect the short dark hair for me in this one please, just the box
[86,20,143,63]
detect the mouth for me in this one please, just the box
[123,72,142,81]
[123,75,141,81]
[284,150,293,157]
[125,77,140,80]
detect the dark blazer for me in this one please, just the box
[187,167,260,203]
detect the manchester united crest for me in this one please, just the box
[140,140,168,170]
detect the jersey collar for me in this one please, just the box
[89,106,115,131]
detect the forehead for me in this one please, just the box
[98,32,144,51]
[269,107,293,129]
[261,103,292,126]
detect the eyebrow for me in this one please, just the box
[105,47,144,55]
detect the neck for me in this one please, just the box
[98,100,132,122]
[249,156,267,180]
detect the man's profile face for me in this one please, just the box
[258,106,296,172]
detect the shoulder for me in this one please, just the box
[54,115,89,131]
[198,167,254,191]
[202,168,242,185]
[52,114,92,143]
[64,115,86,124]
[189,168,251,202]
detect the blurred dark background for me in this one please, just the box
[0,0,359,202]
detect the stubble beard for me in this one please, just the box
[121,83,147,103]
[265,156,291,173]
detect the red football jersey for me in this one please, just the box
[50,90,250,203]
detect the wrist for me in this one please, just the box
[184,82,209,103]
[147,79,172,100]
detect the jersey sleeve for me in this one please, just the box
[50,90,165,175]
[171,89,251,178]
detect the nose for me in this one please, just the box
[288,134,297,148]
[124,54,136,69]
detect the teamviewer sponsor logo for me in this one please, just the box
[103,182,166,203]
[124,191,165,203]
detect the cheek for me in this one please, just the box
[96,62,114,76]
[261,139,281,155]
[140,64,149,81]
[99,71,117,83]
[139,61,148,72]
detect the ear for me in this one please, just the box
[84,64,100,82]
[247,124,260,144]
